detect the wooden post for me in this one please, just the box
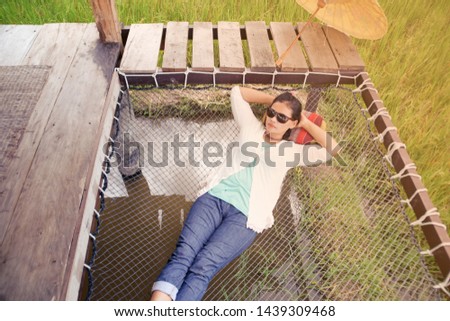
[90,0,123,46]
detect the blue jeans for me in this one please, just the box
[152,193,257,301]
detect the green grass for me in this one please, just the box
[1,0,448,227]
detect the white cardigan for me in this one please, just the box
[199,86,331,233]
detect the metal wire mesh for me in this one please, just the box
[85,84,444,301]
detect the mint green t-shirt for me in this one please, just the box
[208,161,255,216]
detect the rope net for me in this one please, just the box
[83,84,445,301]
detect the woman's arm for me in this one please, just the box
[298,111,341,156]
[238,86,274,105]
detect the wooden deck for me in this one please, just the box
[0,23,121,300]
[120,21,365,85]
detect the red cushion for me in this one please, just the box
[289,112,324,144]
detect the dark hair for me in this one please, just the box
[269,92,302,140]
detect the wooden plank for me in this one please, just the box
[162,21,189,72]
[298,22,338,72]
[0,66,50,242]
[120,23,163,73]
[323,26,365,71]
[192,22,214,72]
[0,23,119,300]
[270,22,308,72]
[0,23,87,244]
[0,25,41,65]
[64,72,121,300]
[245,21,275,72]
[218,21,245,72]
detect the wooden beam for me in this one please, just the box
[125,70,356,86]
[64,72,121,300]
[356,73,450,282]
[89,0,123,46]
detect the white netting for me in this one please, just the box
[82,83,445,300]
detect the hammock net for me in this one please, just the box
[82,84,445,301]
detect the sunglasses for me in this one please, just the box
[266,106,294,124]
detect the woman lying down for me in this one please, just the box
[151,86,340,301]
